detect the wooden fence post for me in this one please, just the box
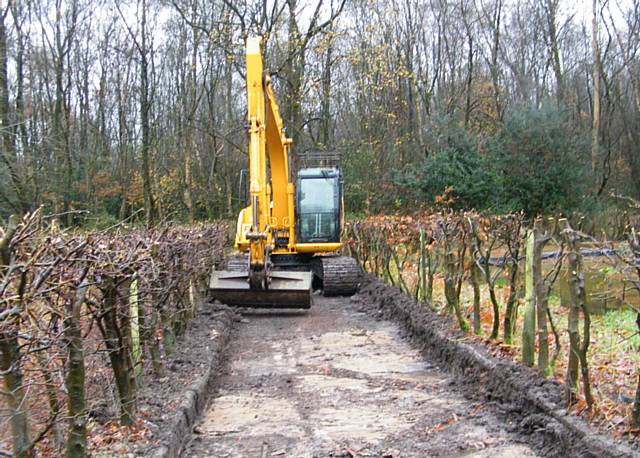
[418,228,426,302]
[129,278,143,385]
[522,230,536,367]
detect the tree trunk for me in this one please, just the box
[486,272,500,339]
[564,226,594,407]
[64,281,87,458]
[565,260,580,404]
[591,0,601,179]
[143,303,163,377]
[443,242,457,315]
[503,259,519,344]
[52,0,76,227]
[529,224,549,375]
[160,300,176,356]
[183,14,199,223]
[633,313,640,427]
[140,0,157,225]
[0,9,28,214]
[0,218,32,457]
[545,0,564,103]
[35,352,63,451]
[0,331,33,458]
[320,32,333,147]
[417,228,427,302]
[13,4,29,165]
[489,0,503,120]
[580,296,594,408]
[443,240,468,331]
[536,272,550,374]
[425,247,436,305]
[285,0,305,166]
[172,290,189,338]
[463,34,473,128]
[101,281,137,426]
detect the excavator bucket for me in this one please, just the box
[209,270,313,308]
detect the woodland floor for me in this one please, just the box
[182,294,541,458]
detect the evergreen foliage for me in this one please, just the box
[394,106,592,215]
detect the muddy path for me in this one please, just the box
[183,295,539,458]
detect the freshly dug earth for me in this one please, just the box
[183,295,542,457]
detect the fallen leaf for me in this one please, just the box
[611,415,625,425]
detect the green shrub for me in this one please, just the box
[396,106,593,216]
[486,104,592,215]
[395,115,496,209]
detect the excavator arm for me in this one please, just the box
[236,37,298,286]
[210,36,312,307]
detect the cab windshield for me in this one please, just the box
[298,177,338,242]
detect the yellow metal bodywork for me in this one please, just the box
[236,37,342,266]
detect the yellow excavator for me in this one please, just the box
[209,37,360,308]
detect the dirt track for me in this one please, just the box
[183,295,539,458]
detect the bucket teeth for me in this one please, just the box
[209,270,312,308]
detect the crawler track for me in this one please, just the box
[184,296,539,457]
[314,256,361,296]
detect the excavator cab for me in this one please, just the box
[296,168,342,244]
